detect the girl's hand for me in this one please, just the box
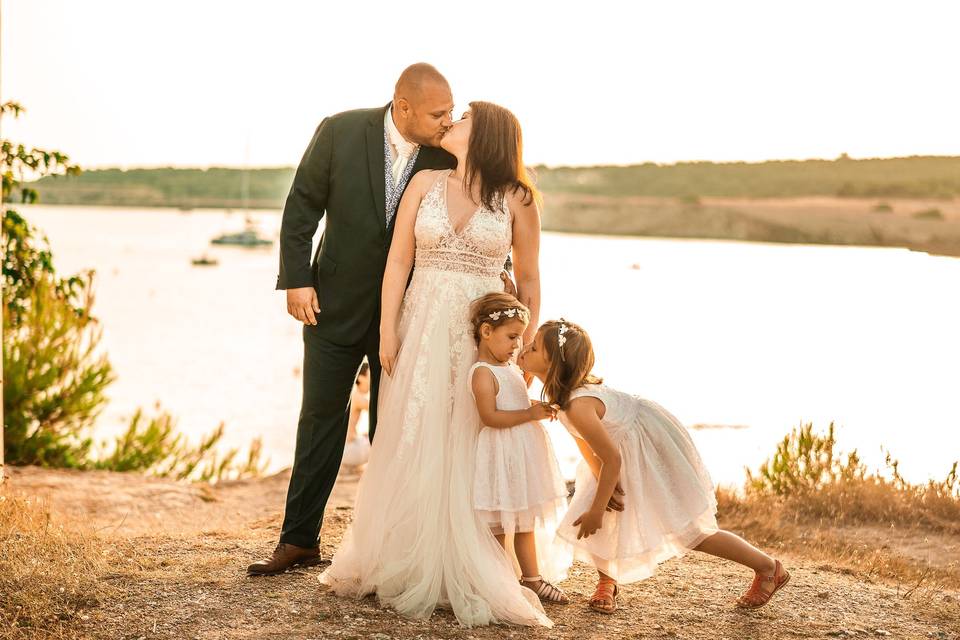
[379,328,401,377]
[606,481,626,512]
[572,508,604,539]
[528,401,557,421]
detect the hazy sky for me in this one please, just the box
[3,0,959,169]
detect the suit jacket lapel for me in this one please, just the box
[367,105,389,235]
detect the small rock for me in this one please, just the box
[874,631,890,637]
[370,635,391,640]
[817,591,831,599]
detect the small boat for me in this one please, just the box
[191,255,219,266]
[210,229,273,247]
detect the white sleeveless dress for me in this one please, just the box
[469,362,571,582]
[557,384,719,584]
[320,170,551,628]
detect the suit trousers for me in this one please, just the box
[279,313,381,548]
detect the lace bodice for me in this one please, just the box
[414,170,512,278]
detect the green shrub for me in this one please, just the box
[3,102,265,482]
[93,408,268,482]
[912,208,944,220]
[745,422,865,496]
[3,205,115,468]
[872,202,893,213]
[743,423,959,531]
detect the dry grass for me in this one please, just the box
[721,424,960,594]
[0,491,116,640]
[717,477,960,593]
[744,469,960,535]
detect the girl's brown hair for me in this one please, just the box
[469,292,530,344]
[465,101,542,213]
[538,319,602,409]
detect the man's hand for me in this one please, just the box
[500,270,517,297]
[286,287,320,325]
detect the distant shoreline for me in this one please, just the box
[27,194,960,258]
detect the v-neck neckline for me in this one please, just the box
[442,169,483,237]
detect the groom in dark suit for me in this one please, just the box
[248,64,457,575]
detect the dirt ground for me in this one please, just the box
[6,465,960,640]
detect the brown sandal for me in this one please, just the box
[589,576,619,614]
[521,575,570,605]
[736,559,791,609]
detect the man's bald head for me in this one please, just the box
[394,63,450,102]
[391,63,454,148]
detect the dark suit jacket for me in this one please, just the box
[276,104,456,344]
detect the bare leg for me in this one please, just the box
[516,532,569,604]
[494,532,506,549]
[694,530,776,574]
[514,532,539,578]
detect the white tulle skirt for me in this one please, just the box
[320,268,551,628]
[474,422,571,583]
[556,398,719,584]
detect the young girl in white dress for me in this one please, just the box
[468,293,572,604]
[517,318,791,614]
[340,362,371,477]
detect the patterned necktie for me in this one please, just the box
[390,137,415,184]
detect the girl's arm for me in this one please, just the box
[573,435,603,479]
[573,433,626,512]
[379,171,433,376]
[566,397,623,538]
[471,367,554,428]
[509,191,542,347]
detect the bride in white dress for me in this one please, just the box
[320,102,550,628]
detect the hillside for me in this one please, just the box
[32,156,960,209]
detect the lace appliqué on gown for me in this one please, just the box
[320,170,550,628]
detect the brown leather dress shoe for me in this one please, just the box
[247,543,324,576]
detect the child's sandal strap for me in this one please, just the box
[520,576,570,604]
[589,578,619,614]
[736,560,791,609]
[535,580,568,604]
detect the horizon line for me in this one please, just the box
[60,153,960,174]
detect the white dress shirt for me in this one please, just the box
[385,105,419,185]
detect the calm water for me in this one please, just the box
[22,205,960,487]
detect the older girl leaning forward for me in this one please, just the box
[517,318,791,614]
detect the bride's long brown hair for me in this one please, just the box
[464,101,541,213]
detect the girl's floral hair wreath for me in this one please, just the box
[488,308,521,321]
[557,317,569,361]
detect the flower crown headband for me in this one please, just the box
[487,307,522,322]
[557,318,569,362]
